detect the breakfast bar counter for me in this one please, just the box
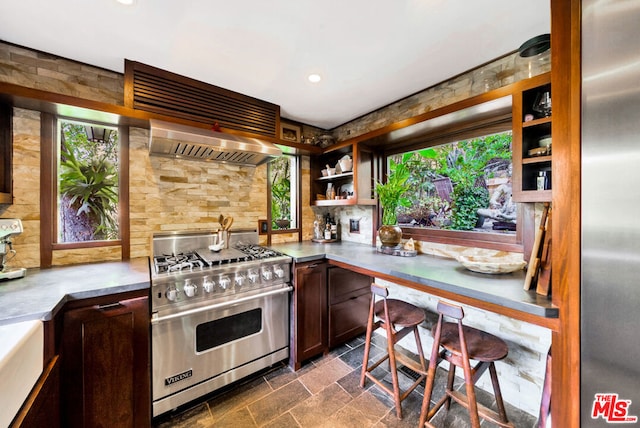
[271,241,558,329]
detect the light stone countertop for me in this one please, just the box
[0,257,150,326]
[270,241,558,320]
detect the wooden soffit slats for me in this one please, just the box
[124,60,280,138]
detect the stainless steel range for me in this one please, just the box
[150,229,292,417]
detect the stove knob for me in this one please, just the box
[183,279,197,297]
[248,269,259,284]
[261,267,273,281]
[235,273,246,287]
[273,265,285,279]
[166,286,178,301]
[202,276,215,293]
[219,275,231,290]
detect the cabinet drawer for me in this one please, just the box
[328,293,370,348]
[328,267,371,305]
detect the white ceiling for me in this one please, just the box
[0,0,549,129]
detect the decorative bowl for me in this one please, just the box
[538,136,552,147]
[456,255,526,274]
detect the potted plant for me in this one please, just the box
[375,160,411,247]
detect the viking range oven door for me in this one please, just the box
[151,286,290,416]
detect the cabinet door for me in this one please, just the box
[61,296,150,428]
[292,262,327,369]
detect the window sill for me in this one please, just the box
[401,227,523,253]
[52,240,122,250]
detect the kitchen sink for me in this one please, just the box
[0,320,43,427]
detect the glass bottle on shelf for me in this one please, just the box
[324,223,332,240]
[313,215,324,240]
[326,183,333,200]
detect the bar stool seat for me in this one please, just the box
[440,323,508,362]
[420,301,514,428]
[375,299,425,328]
[360,283,427,419]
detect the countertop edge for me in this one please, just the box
[275,241,559,321]
[0,258,151,326]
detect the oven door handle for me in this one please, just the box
[151,286,292,324]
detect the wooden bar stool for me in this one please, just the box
[419,301,514,428]
[360,283,427,419]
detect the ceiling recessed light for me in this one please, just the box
[116,0,135,5]
[308,74,322,83]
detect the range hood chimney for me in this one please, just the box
[149,119,282,166]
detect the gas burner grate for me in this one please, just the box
[235,244,283,260]
[153,252,205,274]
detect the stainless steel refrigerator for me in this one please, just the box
[582,0,640,426]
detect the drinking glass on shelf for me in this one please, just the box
[533,91,552,117]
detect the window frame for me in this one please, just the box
[380,108,530,254]
[40,113,130,267]
[266,154,302,244]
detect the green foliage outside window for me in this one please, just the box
[58,121,119,242]
[270,156,293,230]
[392,132,512,231]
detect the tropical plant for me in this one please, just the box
[375,160,411,225]
[59,140,119,240]
[390,132,512,230]
[434,133,512,188]
[269,156,292,229]
[449,184,489,230]
[271,178,291,220]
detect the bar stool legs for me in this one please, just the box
[419,301,514,428]
[360,283,427,419]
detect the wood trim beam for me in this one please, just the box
[40,113,55,268]
[120,126,130,259]
[0,81,321,156]
[550,0,582,427]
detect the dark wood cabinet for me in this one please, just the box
[291,261,328,370]
[291,262,372,370]
[61,295,150,428]
[328,267,371,348]
[0,103,13,204]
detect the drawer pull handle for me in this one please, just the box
[97,302,123,311]
[306,264,319,269]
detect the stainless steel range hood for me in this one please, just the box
[149,119,282,166]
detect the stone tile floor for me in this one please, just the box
[154,335,538,428]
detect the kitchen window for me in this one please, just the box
[384,105,526,253]
[40,113,130,267]
[57,119,120,243]
[392,131,515,232]
[268,154,300,232]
